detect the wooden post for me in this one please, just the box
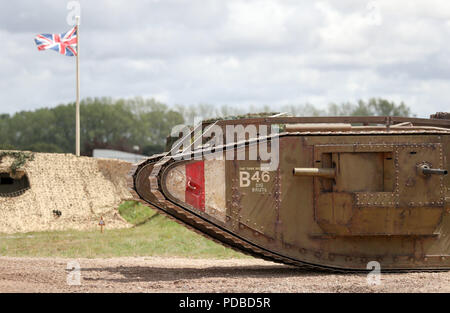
[99,216,105,233]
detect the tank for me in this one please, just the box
[129,114,450,271]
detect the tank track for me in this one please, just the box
[128,130,450,273]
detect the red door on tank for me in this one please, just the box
[185,161,205,211]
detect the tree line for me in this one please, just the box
[0,97,413,156]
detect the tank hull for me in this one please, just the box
[130,116,450,271]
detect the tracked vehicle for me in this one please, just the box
[129,114,450,271]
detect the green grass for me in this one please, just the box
[0,201,248,259]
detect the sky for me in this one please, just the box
[1,0,450,117]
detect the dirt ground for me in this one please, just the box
[0,256,449,293]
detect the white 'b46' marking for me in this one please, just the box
[239,170,270,187]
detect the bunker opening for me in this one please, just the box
[0,172,30,197]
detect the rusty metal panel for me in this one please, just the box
[355,192,396,207]
[225,146,279,239]
[396,143,445,207]
[334,152,384,192]
[278,137,319,245]
[348,206,443,235]
[315,192,354,235]
[312,140,446,236]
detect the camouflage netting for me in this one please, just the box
[0,151,134,234]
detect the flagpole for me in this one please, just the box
[75,16,80,156]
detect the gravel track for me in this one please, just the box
[0,256,449,293]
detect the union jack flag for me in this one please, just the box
[34,26,78,56]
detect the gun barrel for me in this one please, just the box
[418,164,448,176]
[421,167,448,176]
[293,167,336,178]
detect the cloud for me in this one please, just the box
[1,0,450,117]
